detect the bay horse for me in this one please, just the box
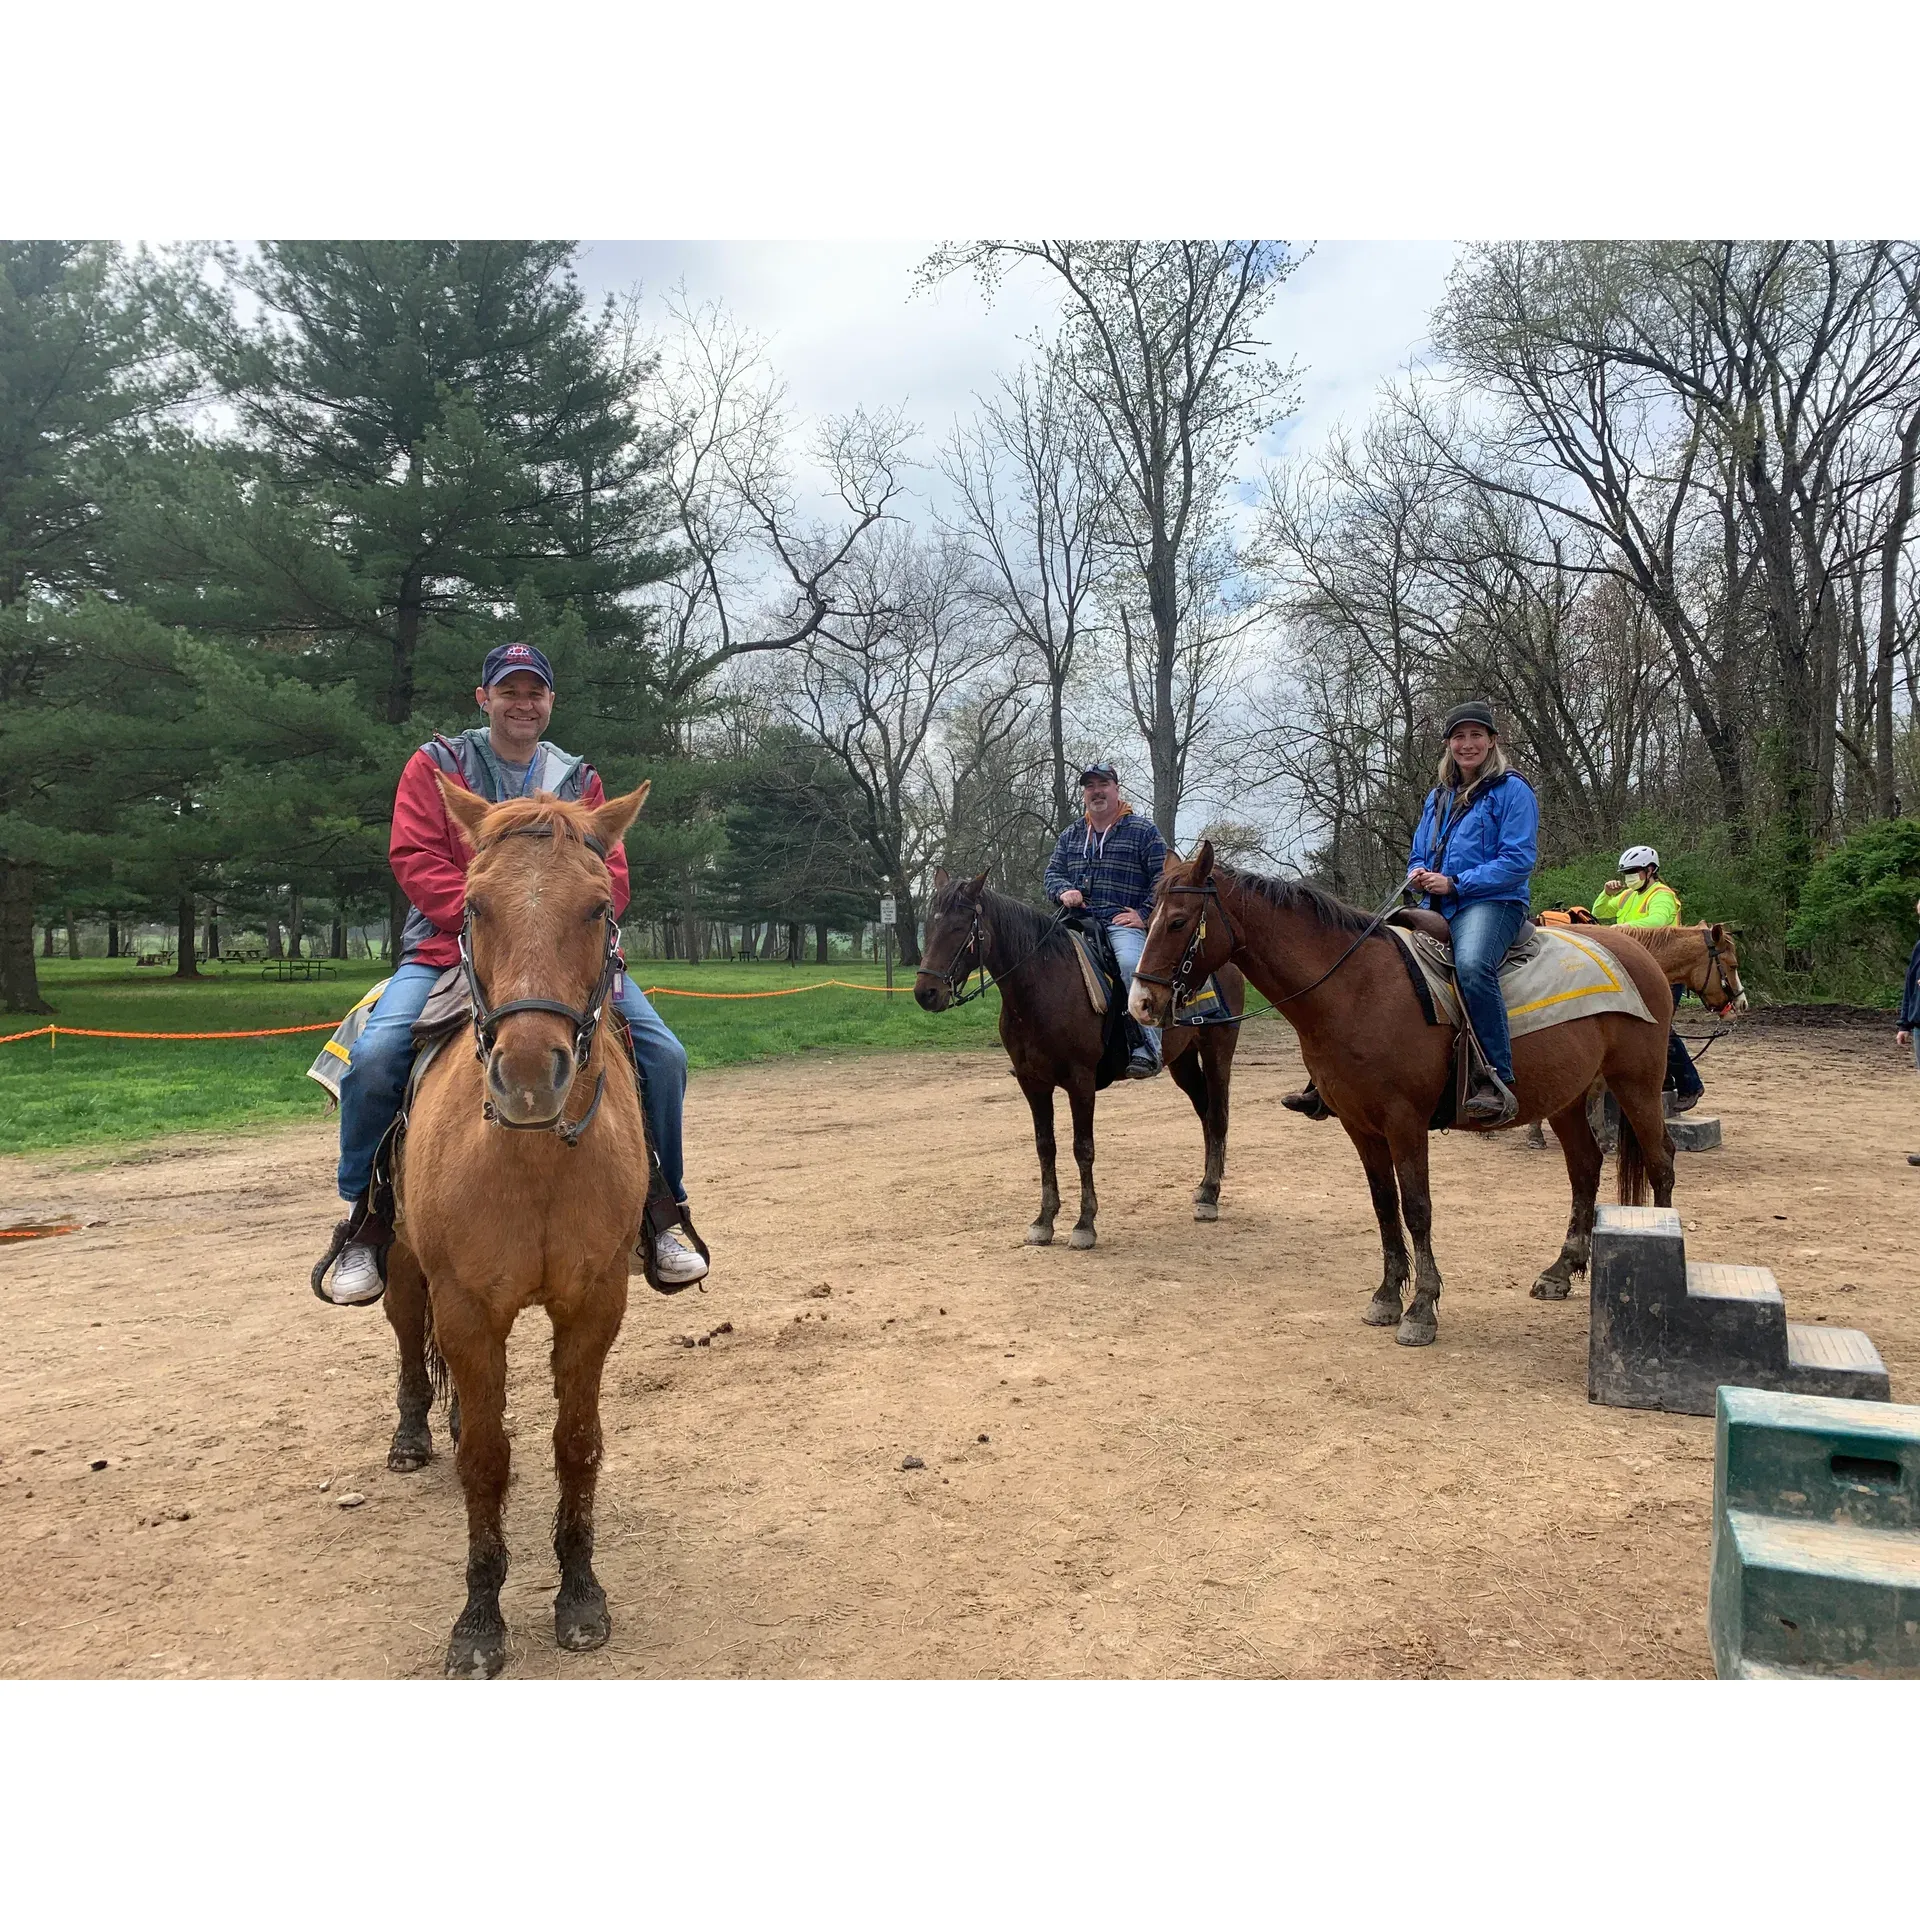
[1129,844,1676,1348]
[914,869,1244,1248]
[381,776,653,1678]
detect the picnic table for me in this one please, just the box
[259,958,337,982]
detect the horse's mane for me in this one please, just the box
[931,879,1074,956]
[1197,863,1387,939]
[1617,921,1727,961]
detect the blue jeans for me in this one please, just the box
[335,964,689,1204]
[1665,984,1703,1101]
[1447,898,1529,1087]
[1105,923,1162,1061]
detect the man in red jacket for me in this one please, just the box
[318,642,708,1304]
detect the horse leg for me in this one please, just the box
[548,1268,627,1654]
[1534,1098,1602,1300]
[437,1295,512,1678]
[1168,1045,1225,1222]
[1348,1125,1410,1325]
[1018,1074,1062,1246]
[1066,1079,1098,1250]
[1392,1130,1445,1348]
[382,1241,434,1472]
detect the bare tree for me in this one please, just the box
[639,289,915,717]
[780,527,986,964]
[920,241,1301,838]
[938,358,1113,830]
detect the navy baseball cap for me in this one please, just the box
[480,643,554,689]
[1079,760,1120,784]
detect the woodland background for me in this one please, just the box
[7,238,1920,1012]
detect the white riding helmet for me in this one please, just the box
[1618,845,1659,872]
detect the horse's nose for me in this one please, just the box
[486,1041,574,1123]
[914,982,941,1011]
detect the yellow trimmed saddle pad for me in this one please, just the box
[1389,923,1655,1040]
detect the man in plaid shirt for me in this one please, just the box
[1043,761,1169,1078]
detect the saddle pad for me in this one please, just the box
[1388,923,1655,1040]
[1067,928,1111,1015]
[304,964,471,1102]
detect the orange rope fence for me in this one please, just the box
[0,979,921,1048]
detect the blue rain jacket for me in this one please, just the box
[1406,771,1539,919]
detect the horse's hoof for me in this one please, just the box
[444,1628,507,1679]
[1068,1226,1096,1250]
[1193,1201,1219,1223]
[1361,1296,1404,1327]
[1531,1272,1572,1301]
[1395,1316,1438,1348]
[1026,1224,1055,1246]
[555,1590,611,1653]
[386,1434,433,1473]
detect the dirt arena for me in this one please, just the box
[3,1008,1914,1679]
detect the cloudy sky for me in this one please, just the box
[574,241,1461,484]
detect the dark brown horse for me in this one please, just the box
[382,778,653,1677]
[914,869,1244,1248]
[1130,845,1676,1347]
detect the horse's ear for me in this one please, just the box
[1161,849,1181,874]
[1191,839,1215,883]
[585,781,651,850]
[436,771,494,852]
[1709,922,1726,945]
[963,870,988,900]
[933,865,951,893]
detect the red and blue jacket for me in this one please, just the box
[389,729,630,968]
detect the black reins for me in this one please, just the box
[915,901,1069,1007]
[458,823,619,1147]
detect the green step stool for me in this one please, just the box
[1710,1385,1920,1678]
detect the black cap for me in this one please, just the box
[480,643,554,690]
[1079,761,1119,785]
[1441,700,1496,738]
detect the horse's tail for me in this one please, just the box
[423,1286,449,1411]
[1616,1109,1652,1208]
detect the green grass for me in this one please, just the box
[1,956,1002,1158]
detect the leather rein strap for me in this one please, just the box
[458,822,619,1147]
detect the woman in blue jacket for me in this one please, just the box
[1406,700,1540,1124]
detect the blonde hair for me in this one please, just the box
[1435,739,1510,795]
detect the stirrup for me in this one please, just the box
[639,1194,711,1295]
[311,1198,392,1303]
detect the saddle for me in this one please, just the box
[1062,915,1134,1091]
[313,965,706,1297]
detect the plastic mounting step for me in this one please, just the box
[1589,1205,1891,1417]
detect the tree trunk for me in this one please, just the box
[288,889,304,960]
[1875,408,1920,818]
[107,912,120,960]
[785,922,801,965]
[331,914,345,960]
[42,921,55,959]
[0,861,52,1012]
[174,894,199,979]
[65,908,79,959]
[205,908,220,960]
[814,922,829,964]
[266,920,284,960]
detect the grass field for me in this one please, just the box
[1,956,1004,1157]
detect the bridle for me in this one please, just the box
[1137,873,1405,1014]
[1699,926,1741,1014]
[915,897,1067,1008]
[458,823,620,1147]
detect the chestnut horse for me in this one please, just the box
[381,777,652,1677]
[1130,844,1676,1348]
[915,869,1244,1248]
[1617,921,1749,1016]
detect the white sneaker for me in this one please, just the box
[325,1240,386,1306]
[654,1229,709,1285]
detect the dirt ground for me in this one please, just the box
[3,1008,1915,1680]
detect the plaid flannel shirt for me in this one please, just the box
[1043,809,1169,924]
